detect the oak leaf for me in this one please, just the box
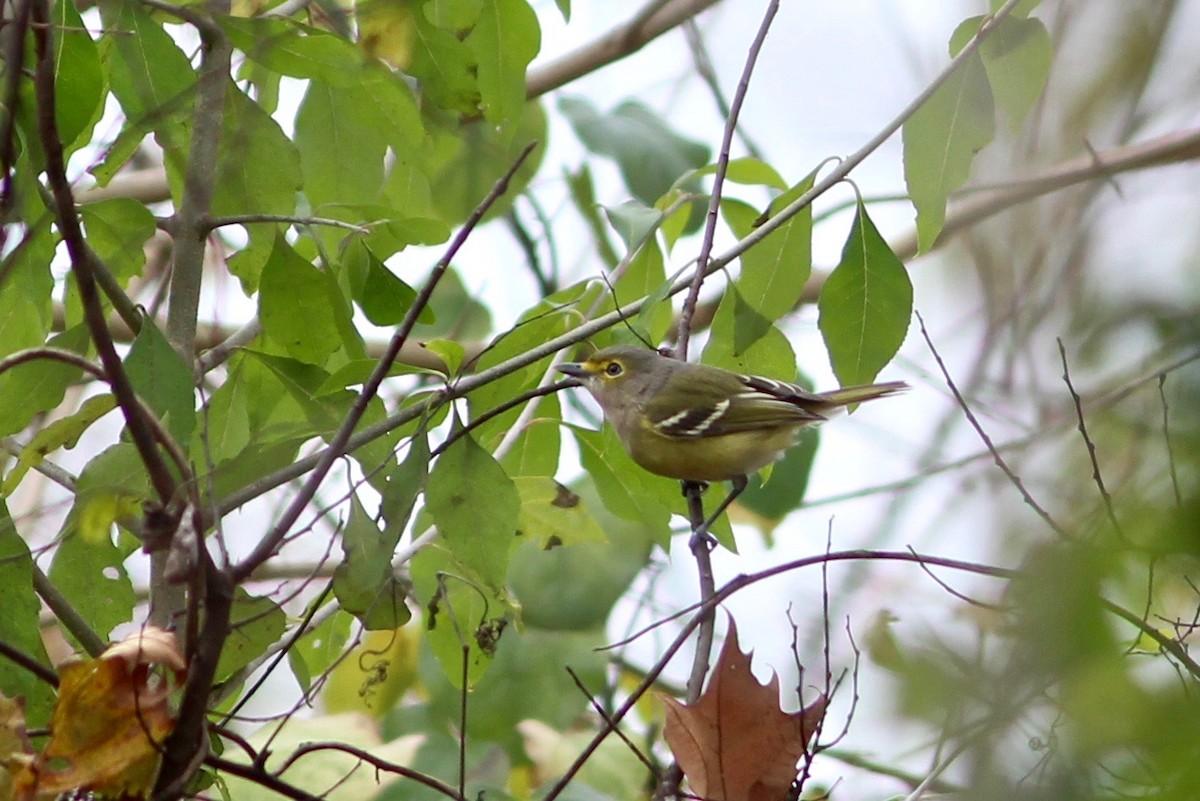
[662,620,826,801]
[10,627,185,801]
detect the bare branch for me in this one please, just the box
[916,311,1068,539]
[526,0,722,99]
[1057,339,1126,541]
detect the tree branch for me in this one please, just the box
[30,0,179,507]
[526,0,722,99]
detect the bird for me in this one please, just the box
[557,345,907,540]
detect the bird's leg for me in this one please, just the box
[688,475,748,550]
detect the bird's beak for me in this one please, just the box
[556,362,591,379]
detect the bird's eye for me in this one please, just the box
[604,361,624,377]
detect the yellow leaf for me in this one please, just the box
[10,628,185,801]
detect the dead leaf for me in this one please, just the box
[10,626,186,801]
[662,619,826,801]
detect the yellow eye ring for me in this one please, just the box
[604,361,623,377]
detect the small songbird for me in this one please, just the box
[558,345,907,533]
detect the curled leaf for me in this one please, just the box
[10,626,186,801]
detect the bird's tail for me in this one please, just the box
[818,380,909,410]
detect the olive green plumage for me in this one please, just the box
[558,345,907,484]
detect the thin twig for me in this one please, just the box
[33,565,107,656]
[0,637,58,686]
[205,756,326,801]
[1057,338,1125,540]
[916,311,1067,538]
[1157,373,1182,508]
[431,380,575,457]
[675,0,777,359]
[274,741,463,801]
[566,666,658,774]
[204,214,372,234]
[1,436,78,489]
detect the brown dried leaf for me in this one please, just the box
[10,626,185,801]
[662,619,826,801]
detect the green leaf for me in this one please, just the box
[426,434,518,592]
[80,199,156,284]
[425,101,545,224]
[290,607,353,696]
[380,433,430,541]
[513,477,605,549]
[258,233,341,364]
[226,224,277,296]
[409,11,480,114]
[498,397,560,479]
[464,0,540,126]
[953,15,1051,134]
[0,502,55,726]
[49,0,104,153]
[321,625,420,718]
[66,200,156,325]
[99,0,194,153]
[344,240,432,327]
[238,350,399,486]
[52,448,145,641]
[601,200,663,253]
[0,218,54,358]
[241,350,341,431]
[192,366,251,466]
[508,480,653,631]
[422,339,465,375]
[315,359,428,395]
[333,495,413,631]
[222,17,370,85]
[722,175,814,323]
[47,526,136,642]
[216,589,287,680]
[68,443,151,542]
[2,394,117,497]
[702,285,798,380]
[125,318,196,445]
[0,325,90,439]
[421,625,607,757]
[410,541,511,688]
[902,49,994,252]
[571,426,675,549]
[296,79,388,207]
[685,157,787,190]
[554,0,570,22]
[560,96,711,206]
[595,235,671,346]
[818,201,913,387]
[205,84,302,217]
